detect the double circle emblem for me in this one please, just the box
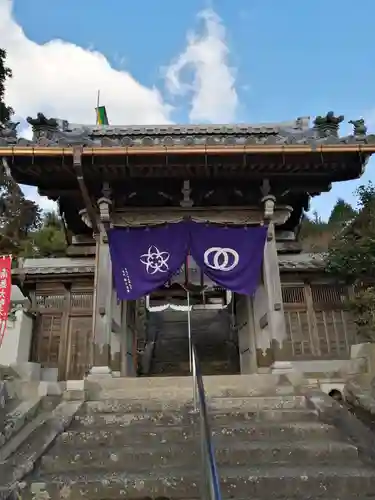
[203,247,239,272]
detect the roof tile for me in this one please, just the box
[13,253,325,276]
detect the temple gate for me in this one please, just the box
[2,113,374,380]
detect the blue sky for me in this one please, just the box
[1,0,374,217]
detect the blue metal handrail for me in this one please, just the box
[192,344,222,500]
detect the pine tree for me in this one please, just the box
[328,198,357,228]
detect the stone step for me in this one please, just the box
[89,386,302,399]
[20,465,375,499]
[72,408,318,428]
[40,439,359,474]
[153,342,230,359]
[0,397,41,448]
[56,421,339,447]
[0,398,19,427]
[0,401,82,500]
[84,373,296,393]
[151,360,235,376]
[84,395,305,412]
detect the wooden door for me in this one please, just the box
[310,284,357,358]
[65,316,93,380]
[282,285,316,358]
[282,282,357,360]
[32,314,63,369]
[30,287,68,379]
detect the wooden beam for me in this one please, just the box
[1,143,375,156]
[72,146,99,234]
[38,188,81,198]
[39,180,331,198]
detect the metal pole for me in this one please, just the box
[186,291,197,411]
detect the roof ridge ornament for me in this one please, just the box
[26,112,59,142]
[313,111,344,138]
[349,118,367,137]
[0,120,19,145]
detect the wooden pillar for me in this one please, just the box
[237,295,257,374]
[59,283,71,380]
[120,300,137,377]
[90,230,113,376]
[304,282,320,356]
[262,222,289,372]
[120,300,128,377]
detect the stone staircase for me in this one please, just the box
[14,375,375,499]
[0,380,43,451]
[0,380,80,499]
[147,309,239,376]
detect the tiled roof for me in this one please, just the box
[13,253,326,276]
[278,253,325,270]
[70,119,311,137]
[15,257,95,275]
[2,114,373,148]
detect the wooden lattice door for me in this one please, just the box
[310,284,357,358]
[282,282,357,360]
[282,285,316,358]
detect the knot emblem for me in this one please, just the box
[203,247,239,272]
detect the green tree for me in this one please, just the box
[299,211,330,251]
[300,199,357,252]
[0,162,42,256]
[326,182,375,341]
[0,48,42,256]
[31,210,67,257]
[0,49,13,125]
[327,183,375,281]
[328,198,357,228]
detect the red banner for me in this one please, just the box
[0,255,12,347]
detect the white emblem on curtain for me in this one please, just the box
[203,247,239,272]
[140,245,170,274]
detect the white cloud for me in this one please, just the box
[164,8,238,123]
[0,0,174,210]
[0,1,173,127]
[0,0,239,210]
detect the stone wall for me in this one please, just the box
[0,309,33,366]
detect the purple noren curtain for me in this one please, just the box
[108,222,268,300]
[189,222,268,296]
[107,224,189,300]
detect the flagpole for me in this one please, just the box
[96,90,100,125]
